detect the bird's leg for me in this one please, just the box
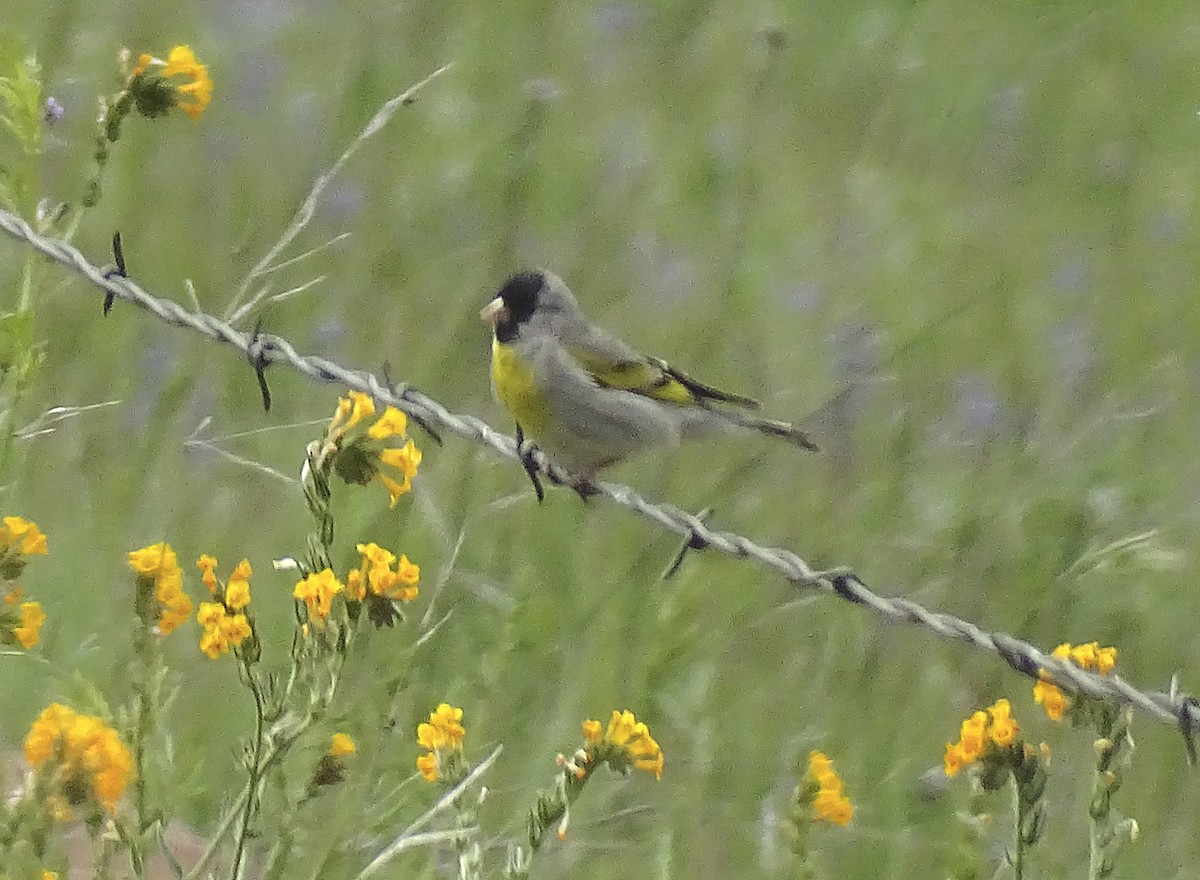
[515,422,545,504]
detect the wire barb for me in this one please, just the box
[1172,675,1198,765]
[2,205,1198,743]
[661,507,713,580]
[247,317,272,412]
[101,230,125,315]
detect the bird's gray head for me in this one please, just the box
[480,269,583,343]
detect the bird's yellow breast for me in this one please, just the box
[491,339,552,438]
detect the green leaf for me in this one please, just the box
[0,43,42,154]
[0,310,34,377]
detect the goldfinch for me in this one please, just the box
[480,269,817,481]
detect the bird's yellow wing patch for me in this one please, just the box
[569,351,695,405]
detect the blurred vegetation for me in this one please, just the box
[2,1,1200,877]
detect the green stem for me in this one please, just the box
[1011,782,1024,880]
[127,622,159,880]
[230,663,267,880]
[182,784,250,880]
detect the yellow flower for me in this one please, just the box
[0,516,48,580]
[162,46,211,118]
[394,554,420,587]
[221,613,251,642]
[198,627,226,659]
[42,871,58,880]
[3,516,48,556]
[582,710,664,780]
[416,751,439,782]
[293,569,344,621]
[197,554,219,594]
[225,559,252,610]
[196,601,224,628]
[196,601,251,659]
[224,579,250,609]
[1070,641,1098,669]
[944,742,968,777]
[129,542,192,636]
[329,733,357,757]
[4,586,21,605]
[1033,680,1067,721]
[329,391,376,440]
[379,440,422,507]
[988,698,1019,747]
[944,699,1026,777]
[129,45,212,120]
[348,543,420,606]
[418,703,466,750]
[24,703,133,814]
[581,719,603,745]
[416,703,466,782]
[345,569,366,602]
[359,542,396,569]
[958,711,988,762]
[128,541,177,576]
[1033,640,1118,722]
[13,601,44,648]
[797,751,853,826]
[367,407,408,440]
[325,393,422,507]
[196,555,252,610]
[628,728,664,779]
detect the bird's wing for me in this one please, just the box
[565,327,760,409]
[522,334,684,471]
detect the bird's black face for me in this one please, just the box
[484,270,544,343]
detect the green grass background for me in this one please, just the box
[3,1,1200,876]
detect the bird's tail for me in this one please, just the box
[694,405,819,452]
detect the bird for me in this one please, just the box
[480,269,817,494]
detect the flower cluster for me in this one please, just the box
[324,391,422,507]
[522,710,664,850]
[416,703,467,783]
[292,540,421,629]
[2,587,45,649]
[195,556,254,659]
[1033,641,1118,722]
[128,542,192,635]
[579,710,664,780]
[0,516,48,650]
[126,45,212,120]
[784,749,853,861]
[0,515,48,579]
[800,751,853,826]
[943,699,1050,862]
[23,702,134,817]
[293,569,344,623]
[944,698,1020,777]
[346,541,420,627]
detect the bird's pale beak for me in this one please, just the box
[480,296,508,327]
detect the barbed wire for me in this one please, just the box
[1,206,1197,752]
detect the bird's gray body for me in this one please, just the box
[484,269,816,475]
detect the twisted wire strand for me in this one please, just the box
[2,207,1196,740]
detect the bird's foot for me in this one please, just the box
[515,427,546,503]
